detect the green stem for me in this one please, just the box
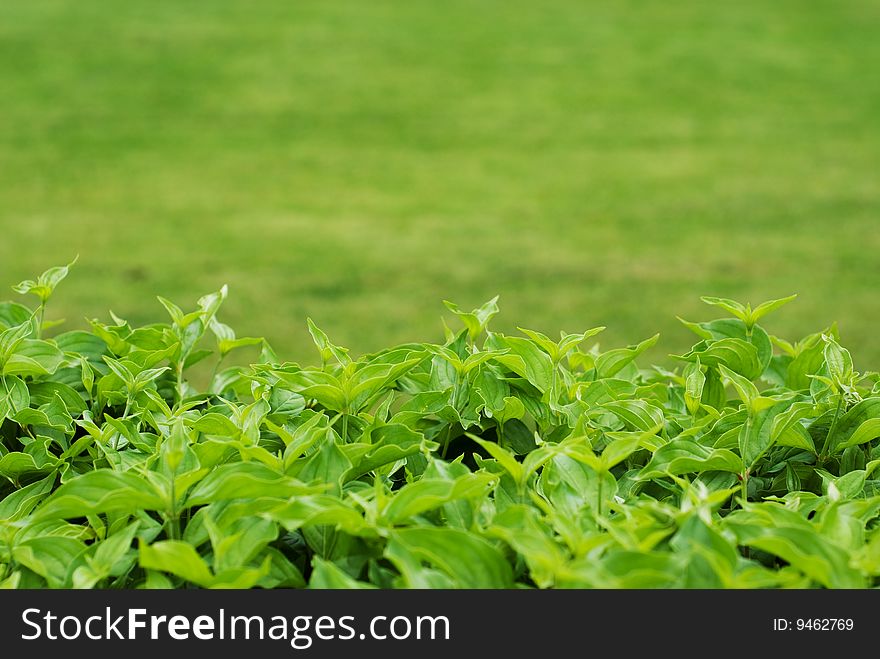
[550,361,562,427]
[442,371,462,460]
[36,302,45,339]
[819,395,844,462]
[596,472,603,518]
[440,424,452,459]
[737,411,754,508]
[167,476,179,540]
[739,463,751,558]
[209,354,226,393]
[450,375,460,411]
[341,408,349,442]
[175,362,185,406]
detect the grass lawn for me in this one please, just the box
[0,0,878,367]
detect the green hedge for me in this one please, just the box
[1,262,879,589]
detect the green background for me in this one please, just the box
[1,0,877,365]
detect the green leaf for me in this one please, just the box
[639,440,742,478]
[739,400,798,468]
[717,363,759,410]
[601,431,649,470]
[835,418,880,454]
[187,412,241,438]
[726,515,863,588]
[770,401,820,447]
[602,399,665,432]
[822,334,854,385]
[518,326,605,363]
[557,327,606,359]
[158,419,186,475]
[500,419,537,455]
[382,473,497,524]
[575,379,636,406]
[677,316,714,341]
[595,334,659,379]
[683,357,705,415]
[185,463,318,506]
[831,398,880,454]
[0,451,57,482]
[386,527,513,588]
[700,296,748,321]
[139,540,214,587]
[276,369,346,411]
[0,302,33,329]
[268,413,327,460]
[784,333,828,390]
[0,375,29,421]
[473,367,509,412]
[13,256,78,303]
[266,495,371,536]
[309,557,377,589]
[307,318,351,367]
[488,395,525,425]
[297,431,353,491]
[693,367,721,412]
[73,522,141,589]
[28,381,86,416]
[488,334,554,393]
[343,424,428,482]
[0,474,54,521]
[34,471,167,520]
[685,338,762,381]
[489,505,567,588]
[3,339,65,377]
[443,296,499,341]
[469,435,523,483]
[0,318,36,360]
[13,536,86,587]
[749,294,797,326]
[348,357,423,411]
[207,516,278,573]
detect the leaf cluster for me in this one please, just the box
[2,267,879,589]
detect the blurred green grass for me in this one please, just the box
[1,0,878,366]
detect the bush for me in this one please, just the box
[1,263,878,589]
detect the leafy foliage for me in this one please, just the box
[2,265,880,589]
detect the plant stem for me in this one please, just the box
[36,302,45,339]
[440,424,452,459]
[208,354,225,393]
[175,361,185,406]
[450,374,460,411]
[819,395,844,462]
[167,476,179,540]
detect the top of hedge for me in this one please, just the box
[1,261,879,589]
